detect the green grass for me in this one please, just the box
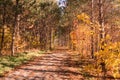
[0,51,44,76]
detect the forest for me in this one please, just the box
[0,0,120,80]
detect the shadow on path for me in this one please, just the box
[0,50,84,80]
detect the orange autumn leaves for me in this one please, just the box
[70,24,91,56]
[77,13,91,24]
[70,31,77,45]
[70,13,91,49]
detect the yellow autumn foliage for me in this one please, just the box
[95,42,120,78]
[70,31,77,44]
[77,13,91,24]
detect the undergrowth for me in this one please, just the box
[0,51,44,76]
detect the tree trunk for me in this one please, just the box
[98,0,105,40]
[11,0,19,56]
[39,19,46,50]
[16,15,20,53]
[49,26,52,50]
[0,1,6,55]
[0,2,6,55]
[90,0,94,58]
[98,0,106,79]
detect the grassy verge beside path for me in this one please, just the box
[0,50,44,76]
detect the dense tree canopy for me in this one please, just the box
[0,0,120,79]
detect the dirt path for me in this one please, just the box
[0,50,83,80]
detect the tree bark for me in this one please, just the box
[98,0,105,40]
[11,0,19,56]
[90,0,94,58]
[0,1,6,55]
[98,0,106,79]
